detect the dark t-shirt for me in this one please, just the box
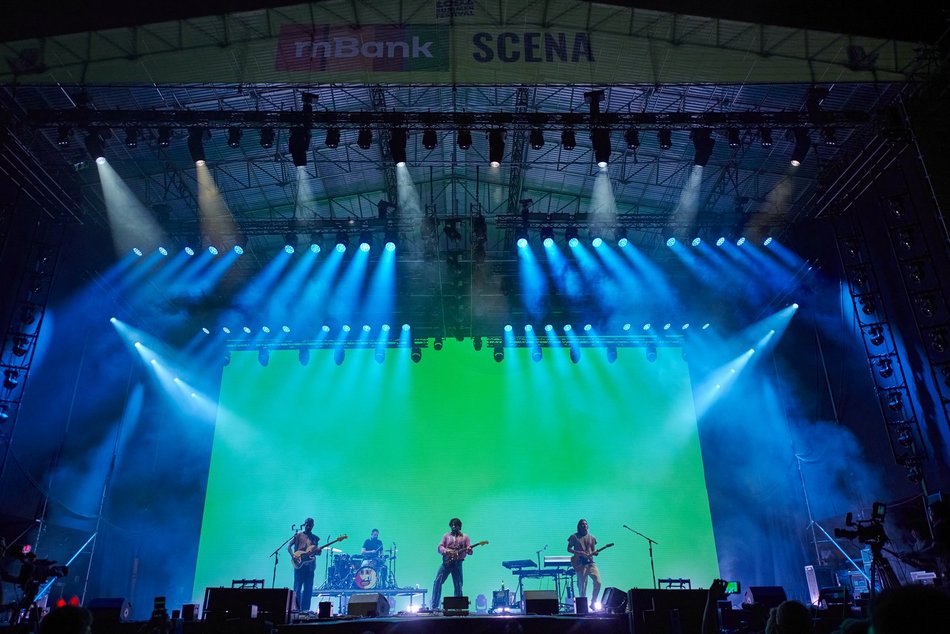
[363,538,383,556]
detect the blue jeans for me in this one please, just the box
[293,564,315,611]
[431,560,463,610]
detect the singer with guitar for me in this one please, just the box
[568,519,605,609]
[431,518,486,611]
[287,518,320,612]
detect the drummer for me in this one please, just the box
[360,528,387,586]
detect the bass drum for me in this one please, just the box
[353,566,379,590]
[328,555,357,589]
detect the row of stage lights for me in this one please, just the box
[63,122,824,168]
[202,322,711,338]
[130,233,776,258]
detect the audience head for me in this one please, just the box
[870,585,950,633]
[40,606,93,634]
[765,600,812,634]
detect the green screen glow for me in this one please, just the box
[193,341,718,608]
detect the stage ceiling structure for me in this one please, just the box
[0,0,945,342]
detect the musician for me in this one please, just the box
[360,529,387,588]
[288,518,320,612]
[431,518,472,611]
[568,519,602,608]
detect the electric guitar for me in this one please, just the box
[291,534,348,570]
[442,540,488,563]
[572,542,614,567]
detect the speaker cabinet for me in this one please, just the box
[601,587,627,613]
[744,586,787,610]
[202,587,293,624]
[86,598,132,623]
[442,596,470,616]
[347,593,390,617]
[524,590,558,615]
[181,604,199,621]
[627,589,707,634]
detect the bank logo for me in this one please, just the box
[276,25,450,72]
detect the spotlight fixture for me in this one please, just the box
[411,346,422,363]
[124,127,139,148]
[529,127,544,150]
[759,127,773,147]
[561,128,576,150]
[12,336,28,357]
[727,128,741,149]
[357,126,373,149]
[493,345,505,363]
[789,128,811,166]
[298,348,310,366]
[473,336,483,351]
[614,227,628,247]
[591,128,611,167]
[157,126,172,148]
[374,348,386,364]
[433,336,444,351]
[691,129,715,167]
[515,225,529,248]
[531,345,542,362]
[868,325,886,346]
[3,369,19,390]
[258,348,270,367]
[624,128,640,150]
[84,129,105,160]
[645,344,657,363]
[606,346,617,363]
[569,346,581,364]
[488,129,505,166]
[658,129,672,150]
[422,128,438,150]
[383,228,398,251]
[877,357,894,379]
[540,226,555,247]
[565,226,579,247]
[187,128,206,163]
[227,126,242,148]
[56,125,72,146]
[359,229,373,251]
[325,127,341,149]
[457,127,472,150]
[822,127,838,146]
[335,230,349,251]
[389,128,408,165]
[333,347,345,366]
[289,128,311,166]
[260,127,275,148]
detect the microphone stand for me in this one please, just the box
[624,525,658,589]
[271,528,298,589]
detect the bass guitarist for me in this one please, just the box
[431,518,473,611]
[288,518,319,612]
[568,519,603,609]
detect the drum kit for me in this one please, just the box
[325,548,396,590]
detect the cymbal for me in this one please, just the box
[327,547,343,553]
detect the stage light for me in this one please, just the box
[289,128,311,167]
[4,369,20,389]
[529,127,544,150]
[401,323,410,332]
[516,226,529,249]
[691,128,714,167]
[531,345,542,362]
[727,128,741,149]
[643,323,651,331]
[187,128,206,163]
[658,129,672,150]
[605,346,617,364]
[789,128,811,166]
[473,336,483,351]
[325,127,341,149]
[759,127,773,147]
[736,236,747,246]
[389,128,408,165]
[432,336,444,351]
[663,323,671,330]
[227,126,242,148]
[443,221,462,242]
[333,347,345,366]
[625,128,640,149]
[156,126,172,148]
[260,127,274,148]
[208,245,219,255]
[646,345,657,363]
[591,128,611,167]
[666,237,676,247]
[822,127,838,146]
[457,127,472,150]
[124,127,138,148]
[877,357,894,379]
[56,125,71,146]
[356,126,372,149]
[716,236,726,246]
[335,230,349,252]
[374,348,386,364]
[614,227,628,247]
[258,348,270,367]
[565,226,579,248]
[561,128,576,150]
[11,336,28,357]
[691,237,701,247]
[84,130,105,160]
[569,346,581,364]
[422,128,437,150]
[488,129,505,166]
[384,228,398,251]
[591,236,603,248]
[868,325,885,346]
[886,391,903,411]
[158,246,168,256]
[411,346,422,363]
[764,236,774,246]
[540,226,555,247]
[298,348,310,366]
[493,346,505,362]
[359,230,373,252]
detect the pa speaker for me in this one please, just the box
[203,587,293,624]
[744,586,787,610]
[443,596,470,615]
[628,589,708,634]
[524,590,558,615]
[347,593,390,617]
[86,598,132,623]
[601,587,627,613]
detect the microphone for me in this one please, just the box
[623,524,630,529]
[292,524,296,531]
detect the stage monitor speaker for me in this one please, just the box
[524,590,558,615]
[744,586,787,611]
[574,596,589,614]
[181,604,199,621]
[347,593,390,617]
[86,598,132,623]
[628,589,707,634]
[203,587,293,624]
[601,587,627,613]
[443,596,470,616]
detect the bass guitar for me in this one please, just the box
[572,542,614,567]
[292,534,348,570]
[442,540,488,563]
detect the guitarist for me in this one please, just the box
[568,519,602,609]
[430,518,472,612]
[288,517,319,612]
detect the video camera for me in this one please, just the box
[834,501,888,545]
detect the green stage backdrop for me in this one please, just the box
[193,341,718,609]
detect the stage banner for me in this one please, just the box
[0,0,921,85]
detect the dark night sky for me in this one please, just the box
[1,1,945,43]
